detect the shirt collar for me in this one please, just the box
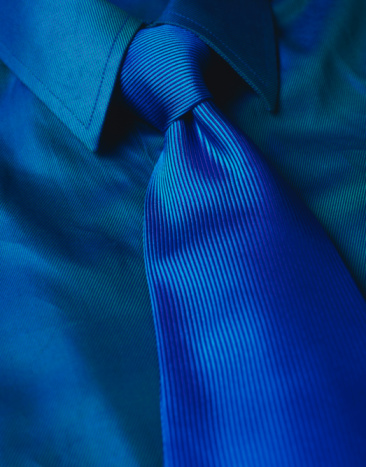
[152,0,278,111]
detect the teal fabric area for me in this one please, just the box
[226,0,366,295]
[0,63,163,465]
[0,1,141,151]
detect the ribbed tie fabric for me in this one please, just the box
[121,25,366,466]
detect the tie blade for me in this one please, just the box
[144,99,366,465]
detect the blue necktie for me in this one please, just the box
[121,25,366,466]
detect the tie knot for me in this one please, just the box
[120,25,212,131]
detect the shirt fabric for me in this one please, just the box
[0,0,365,465]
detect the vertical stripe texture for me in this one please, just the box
[121,25,366,466]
